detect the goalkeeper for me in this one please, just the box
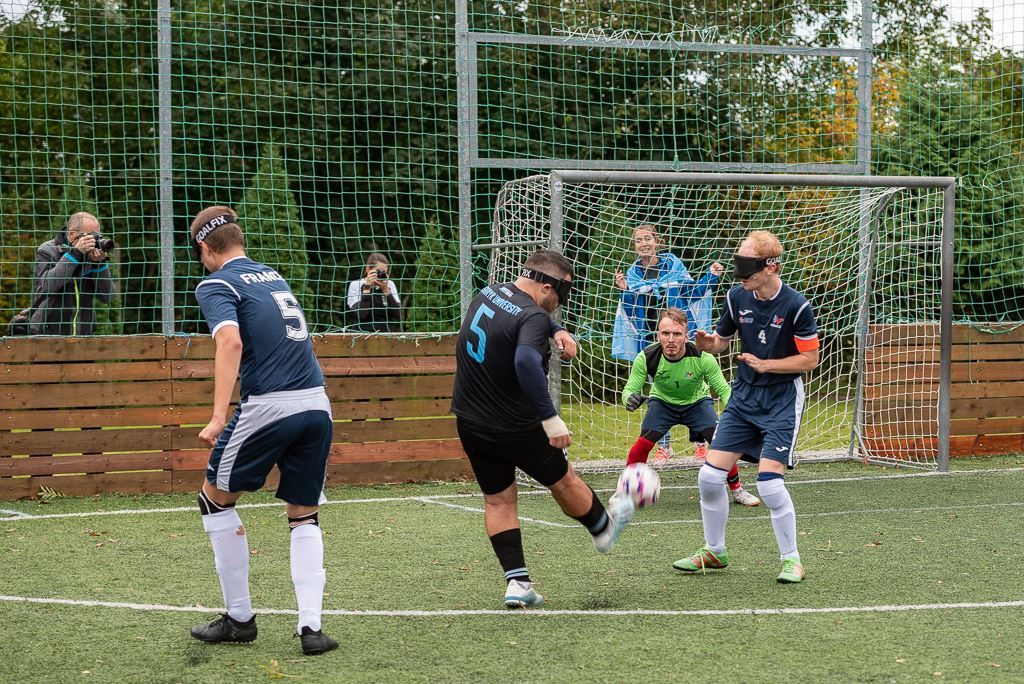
[621,307,760,507]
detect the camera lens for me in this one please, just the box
[97,238,115,252]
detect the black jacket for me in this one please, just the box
[29,230,113,335]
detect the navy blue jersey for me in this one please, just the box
[715,282,819,387]
[451,283,552,431]
[195,256,324,399]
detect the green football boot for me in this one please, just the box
[777,557,805,583]
[672,545,729,572]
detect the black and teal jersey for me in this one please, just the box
[195,256,323,400]
[451,283,552,431]
[715,282,819,387]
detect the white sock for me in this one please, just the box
[697,464,730,554]
[290,524,326,633]
[203,508,253,623]
[756,477,799,560]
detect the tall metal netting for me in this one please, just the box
[1,1,461,334]
[1,0,1022,336]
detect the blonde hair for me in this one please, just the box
[658,307,689,330]
[742,230,783,259]
[633,223,661,240]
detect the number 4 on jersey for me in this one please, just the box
[758,329,767,345]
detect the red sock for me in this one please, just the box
[627,437,656,465]
[727,464,741,491]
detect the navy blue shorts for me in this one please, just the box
[710,379,805,468]
[640,397,718,441]
[457,418,569,495]
[206,387,333,505]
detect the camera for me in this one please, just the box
[87,232,116,252]
[374,269,387,279]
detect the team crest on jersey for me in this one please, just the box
[686,371,694,378]
[770,314,785,328]
[500,287,514,297]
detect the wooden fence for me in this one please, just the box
[0,335,469,499]
[862,323,1024,458]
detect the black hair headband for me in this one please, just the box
[191,214,238,260]
[522,267,572,305]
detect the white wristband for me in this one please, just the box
[541,416,570,439]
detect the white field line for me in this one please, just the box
[414,497,574,528]
[2,594,1023,618]
[630,500,1024,526]
[1,466,1021,522]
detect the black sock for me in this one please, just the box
[489,528,530,584]
[573,488,609,536]
[727,470,740,488]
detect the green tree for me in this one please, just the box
[405,218,460,333]
[874,65,1024,320]
[235,144,314,315]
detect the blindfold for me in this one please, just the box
[522,268,572,305]
[733,254,781,280]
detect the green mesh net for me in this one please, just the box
[0,0,1021,336]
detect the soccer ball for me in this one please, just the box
[616,463,661,508]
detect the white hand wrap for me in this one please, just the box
[541,415,570,439]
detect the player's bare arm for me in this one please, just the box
[553,328,577,360]
[736,347,818,374]
[694,329,731,354]
[198,325,243,447]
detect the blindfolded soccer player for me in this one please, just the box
[673,230,819,584]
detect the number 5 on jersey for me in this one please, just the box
[272,291,309,341]
[467,304,495,363]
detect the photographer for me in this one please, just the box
[346,253,402,332]
[29,211,114,335]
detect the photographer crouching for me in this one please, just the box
[29,211,114,335]
[346,252,403,332]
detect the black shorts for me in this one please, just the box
[456,417,569,495]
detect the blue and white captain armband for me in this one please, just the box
[541,415,570,439]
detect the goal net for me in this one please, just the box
[490,172,953,471]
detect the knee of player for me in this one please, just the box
[197,489,244,534]
[287,509,321,529]
[697,462,729,486]
[755,472,790,500]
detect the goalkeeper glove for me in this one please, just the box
[625,393,648,412]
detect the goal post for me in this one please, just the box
[489,171,955,471]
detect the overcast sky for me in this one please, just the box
[947,0,1024,49]
[2,0,1023,51]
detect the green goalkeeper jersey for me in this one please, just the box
[620,342,732,408]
